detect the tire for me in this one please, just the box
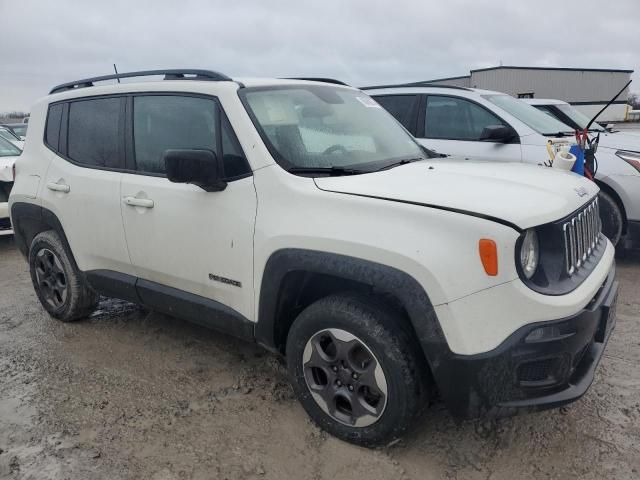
[29,230,99,322]
[598,190,623,247]
[286,294,429,447]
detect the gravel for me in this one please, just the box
[0,236,639,479]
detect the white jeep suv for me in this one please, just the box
[366,84,639,248]
[10,70,617,446]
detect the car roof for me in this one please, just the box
[43,76,356,104]
[521,98,569,106]
[363,86,503,97]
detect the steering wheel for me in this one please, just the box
[323,145,348,155]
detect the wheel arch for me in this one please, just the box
[10,202,79,269]
[255,249,449,371]
[595,179,628,234]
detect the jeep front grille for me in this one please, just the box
[562,197,601,276]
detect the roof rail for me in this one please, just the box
[360,81,472,91]
[282,77,350,86]
[50,69,233,94]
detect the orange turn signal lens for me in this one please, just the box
[479,239,498,276]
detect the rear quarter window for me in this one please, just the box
[45,103,64,151]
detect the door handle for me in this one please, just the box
[124,196,154,208]
[46,182,70,193]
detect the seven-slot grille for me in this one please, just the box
[562,197,601,275]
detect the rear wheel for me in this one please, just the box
[286,294,428,446]
[598,191,623,246]
[29,231,98,321]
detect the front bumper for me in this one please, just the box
[436,266,618,418]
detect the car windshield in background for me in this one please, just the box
[0,128,19,143]
[556,104,605,132]
[11,125,28,137]
[242,86,425,173]
[0,136,21,156]
[484,95,574,136]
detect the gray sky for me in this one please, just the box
[1,0,638,112]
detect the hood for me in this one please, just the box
[596,130,640,153]
[0,155,17,182]
[314,159,599,230]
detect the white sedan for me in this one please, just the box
[525,98,640,250]
[0,137,20,235]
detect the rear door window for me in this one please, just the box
[67,97,123,168]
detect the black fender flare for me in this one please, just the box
[10,202,78,269]
[255,248,451,370]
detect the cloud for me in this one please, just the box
[1,0,638,111]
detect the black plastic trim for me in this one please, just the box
[136,278,254,341]
[50,69,233,94]
[85,270,140,303]
[84,270,255,342]
[439,268,617,418]
[282,77,349,86]
[10,203,79,271]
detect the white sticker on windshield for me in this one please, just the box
[356,96,382,108]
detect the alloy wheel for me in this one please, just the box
[34,248,68,309]
[302,328,388,427]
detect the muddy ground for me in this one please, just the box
[0,235,639,480]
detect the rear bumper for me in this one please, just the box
[436,266,618,418]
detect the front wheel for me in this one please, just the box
[286,294,428,447]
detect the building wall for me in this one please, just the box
[426,76,471,88]
[469,68,632,122]
[470,68,631,103]
[572,104,629,124]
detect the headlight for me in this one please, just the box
[519,229,539,279]
[615,150,640,172]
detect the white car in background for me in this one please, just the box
[0,136,20,235]
[0,126,24,150]
[366,85,640,249]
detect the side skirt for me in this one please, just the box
[85,270,255,342]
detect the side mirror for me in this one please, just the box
[164,149,227,192]
[479,125,516,143]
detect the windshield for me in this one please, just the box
[0,136,21,157]
[0,129,19,143]
[484,95,573,135]
[242,86,425,172]
[11,125,27,137]
[555,104,604,131]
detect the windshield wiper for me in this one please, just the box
[544,131,574,138]
[374,157,426,172]
[288,166,365,176]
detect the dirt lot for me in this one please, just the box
[0,236,639,480]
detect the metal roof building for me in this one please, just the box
[425,66,634,122]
